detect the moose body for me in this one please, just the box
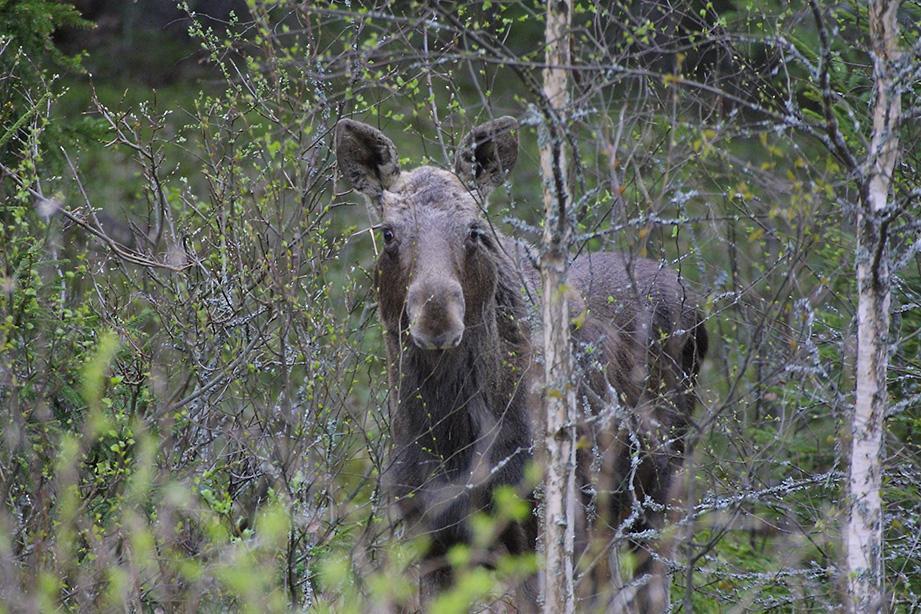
[336,117,707,611]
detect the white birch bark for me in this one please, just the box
[538,1,576,612]
[845,1,901,611]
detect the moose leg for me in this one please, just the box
[627,530,671,613]
[632,405,696,611]
[611,405,686,613]
[581,425,626,608]
[418,565,453,610]
[491,520,539,613]
[610,486,671,613]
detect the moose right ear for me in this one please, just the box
[335,119,401,199]
[454,116,519,197]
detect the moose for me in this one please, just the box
[336,116,707,611]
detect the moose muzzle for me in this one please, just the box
[406,280,466,350]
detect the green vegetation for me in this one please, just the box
[0,0,918,611]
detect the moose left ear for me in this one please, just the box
[454,116,518,197]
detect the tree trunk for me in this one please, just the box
[538,1,576,612]
[845,1,901,611]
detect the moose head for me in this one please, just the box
[335,117,519,351]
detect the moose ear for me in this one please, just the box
[335,119,401,199]
[454,116,518,197]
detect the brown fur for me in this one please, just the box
[336,118,707,610]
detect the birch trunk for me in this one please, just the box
[538,1,576,612]
[845,1,901,611]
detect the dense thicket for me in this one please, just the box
[0,1,918,611]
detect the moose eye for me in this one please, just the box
[381,228,395,244]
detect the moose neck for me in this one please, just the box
[387,261,532,481]
[392,308,501,462]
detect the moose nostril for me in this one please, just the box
[410,329,464,351]
[410,331,434,350]
[433,329,464,349]
[428,332,451,349]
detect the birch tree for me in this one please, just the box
[538,0,577,611]
[846,1,903,610]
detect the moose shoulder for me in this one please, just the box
[335,117,707,610]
